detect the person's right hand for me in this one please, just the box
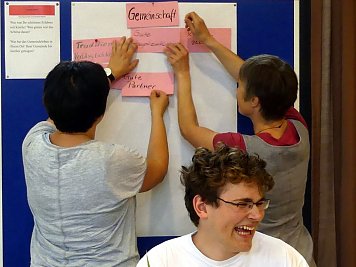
[108,37,139,80]
[184,12,212,44]
[164,43,190,75]
[150,90,169,117]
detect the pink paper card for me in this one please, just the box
[73,37,121,63]
[112,72,174,96]
[126,1,179,28]
[131,28,180,52]
[180,28,231,52]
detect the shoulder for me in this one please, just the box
[26,121,56,137]
[285,107,308,129]
[253,232,309,266]
[22,121,55,148]
[213,132,246,151]
[102,143,146,169]
[137,234,192,267]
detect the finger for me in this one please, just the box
[168,43,182,53]
[175,43,187,53]
[165,43,176,50]
[189,12,200,22]
[185,25,191,32]
[163,47,174,57]
[111,40,117,54]
[127,42,138,55]
[128,59,139,71]
[158,90,167,97]
[184,12,194,21]
[150,90,157,97]
[154,90,160,97]
[119,36,126,48]
[122,37,133,51]
[184,18,194,31]
[165,54,177,65]
[166,52,180,62]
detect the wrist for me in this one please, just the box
[151,109,164,118]
[204,35,218,50]
[175,70,190,79]
[104,67,116,82]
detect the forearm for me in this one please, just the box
[147,113,169,170]
[176,72,216,150]
[140,112,169,192]
[176,72,199,139]
[205,37,244,81]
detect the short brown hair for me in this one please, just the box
[239,54,298,121]
[180,143,274,226]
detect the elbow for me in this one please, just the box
[179,125,198,148]
[179,123,195,142]
[140,160,168,192]
[179,125,190,140]
[155,162,168,185]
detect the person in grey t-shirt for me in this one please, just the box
[22,37,169,267]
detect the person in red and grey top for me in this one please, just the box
[164,11,316,267]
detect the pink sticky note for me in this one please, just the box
[126,1,179,28]
[131,28,180,52]
[112,72,174,96]
[180,28,231,52]
[73,37,121,63]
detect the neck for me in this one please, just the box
[253,118,286,135]
[50,131,94,147]
[50,117,102,147]
[58,131,93,139]
[192,229,237,261]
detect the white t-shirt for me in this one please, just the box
[137,232,309,267]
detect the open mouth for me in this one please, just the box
[234,225,254,236]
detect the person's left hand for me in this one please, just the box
[108,37,139,79]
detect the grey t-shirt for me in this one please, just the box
[22,121,146,267]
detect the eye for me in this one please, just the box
[256,200,269,209]
[236,202,250,208]
[255,201,265,207]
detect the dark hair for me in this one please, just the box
[239,54,298,121]
[43,61,110,133]
[180,143,274,226]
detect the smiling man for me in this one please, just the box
[137,144,309,267]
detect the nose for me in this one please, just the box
[247,204,264,221]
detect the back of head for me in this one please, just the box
[180,143,274,226]
[43,61,110,133]
[239,54,298,121]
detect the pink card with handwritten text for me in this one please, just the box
[180,28,231,52]
[131,28,180,52]
[72,37,121,63]
[126,1,179,28]
[112,72,174,96]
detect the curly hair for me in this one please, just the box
[180,143,274,226]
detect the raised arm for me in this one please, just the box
[164,43,217,150]
[185,12,244,81]
[140,90,169,192]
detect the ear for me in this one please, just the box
[250,96,260,108]
[192,195,208,220]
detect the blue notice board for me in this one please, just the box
[1,0,295,265]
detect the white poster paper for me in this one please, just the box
[4,1,60,79]
[72,2,237,236]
